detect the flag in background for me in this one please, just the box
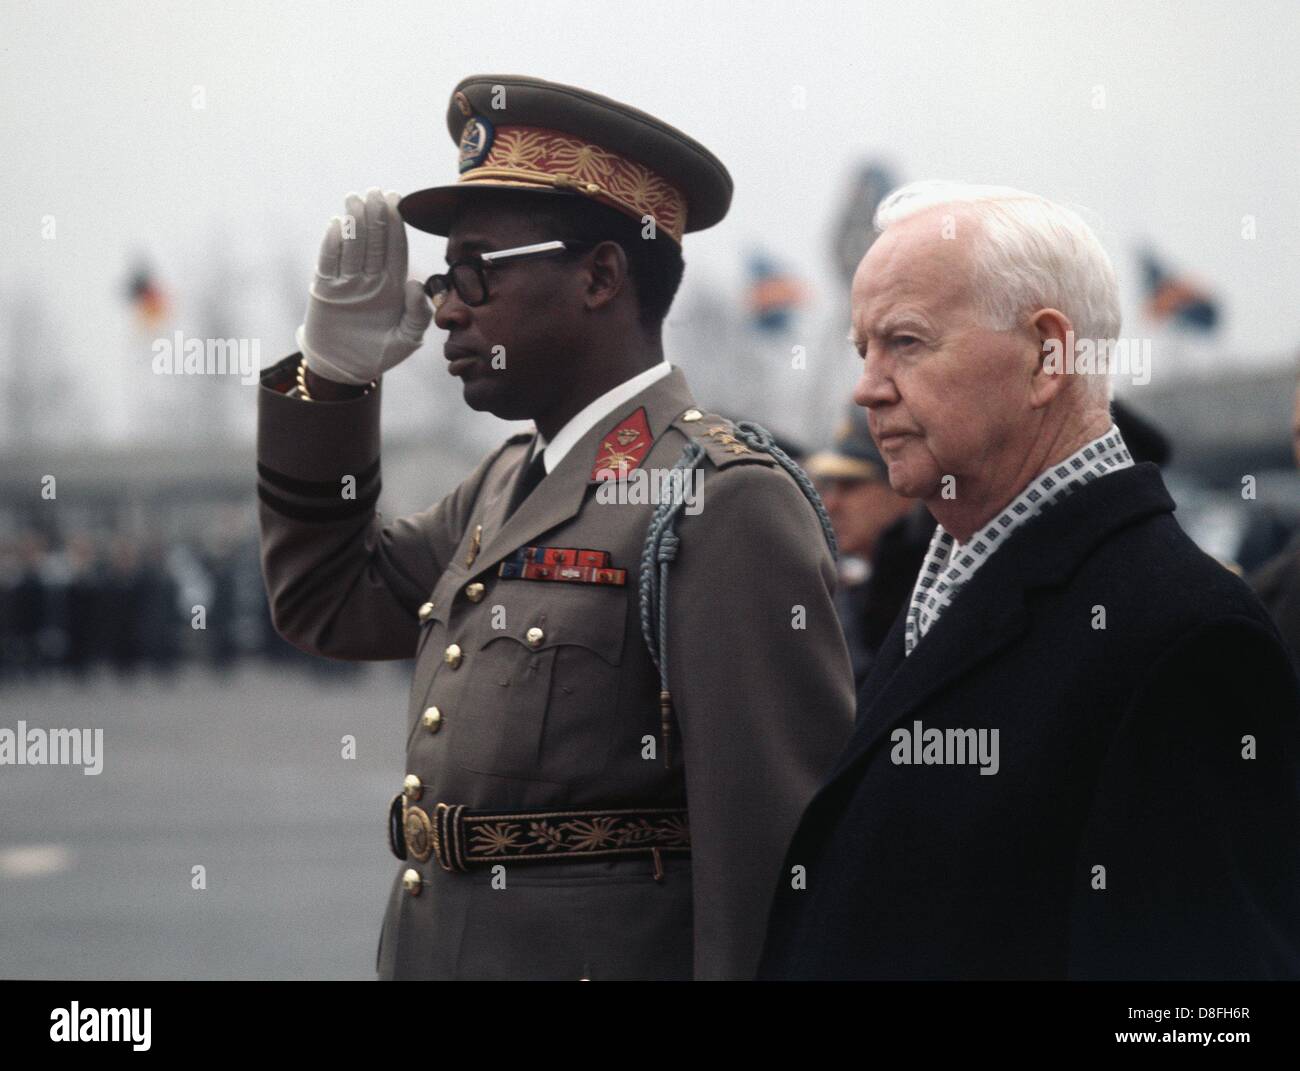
[831,162,898,285]
[126,261,170,329]
[1140,249,1219,331]
[745,251,807,333]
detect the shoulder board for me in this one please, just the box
[668,408,776,469]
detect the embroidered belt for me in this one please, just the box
[388,795,690,875]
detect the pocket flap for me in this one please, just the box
[478,584,628,666]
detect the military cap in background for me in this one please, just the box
[399,74,733,245]
[804,403,886,483]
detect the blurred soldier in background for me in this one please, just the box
[199,531,241,673]
[103,536,144,677]
[63,532,106,679]
[806,403,934,686]
[136,540,183,678]
[5,532,50,679]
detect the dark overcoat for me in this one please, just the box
[760,462,1300,980]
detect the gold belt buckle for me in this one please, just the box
[402,799,433,863]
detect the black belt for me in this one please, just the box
[388,795,690,876]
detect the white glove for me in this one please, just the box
[296,187,434,386]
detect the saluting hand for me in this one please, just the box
[296,188,434,386]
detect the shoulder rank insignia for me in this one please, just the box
[705,424,752,454]
[589,406,652,481]
[675,413,775,469]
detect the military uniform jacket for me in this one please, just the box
[256,354,855,980]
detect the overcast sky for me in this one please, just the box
[3,0,1298,443]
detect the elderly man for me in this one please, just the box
[759,181,1300,980]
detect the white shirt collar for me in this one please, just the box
[530,361,672,473]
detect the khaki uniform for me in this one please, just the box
[256,353,854,979]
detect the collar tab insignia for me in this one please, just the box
[589,406,652,481]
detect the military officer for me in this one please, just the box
[256,74,855,980]
[805,404,935,687]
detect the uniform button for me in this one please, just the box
[682,408,703,422]
[464,582,485,603]
[525,626,545,648]
[421,706,443,733]
[402,868,423,896]
[403,773,422,801]
[444,643,463,668]
[418,601,434,623]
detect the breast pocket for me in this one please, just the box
[456,584,628,785]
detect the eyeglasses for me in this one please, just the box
[423,239,594,308]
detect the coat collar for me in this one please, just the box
[470,365,696,577]
[822,462,1176,788]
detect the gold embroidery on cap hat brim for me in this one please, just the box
[457,125,687,241]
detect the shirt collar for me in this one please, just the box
[904,423,1134,655]
[531,361,672,473]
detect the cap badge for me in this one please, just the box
[458,114,495,173]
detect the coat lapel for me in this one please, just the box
[820,462,1176,790]
[827,571,1030,785]
[471,367,696,577]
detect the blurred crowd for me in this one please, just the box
[0,526,360,684]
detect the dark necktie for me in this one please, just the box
[505,448,547,519]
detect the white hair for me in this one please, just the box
[873,180,1121,406]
